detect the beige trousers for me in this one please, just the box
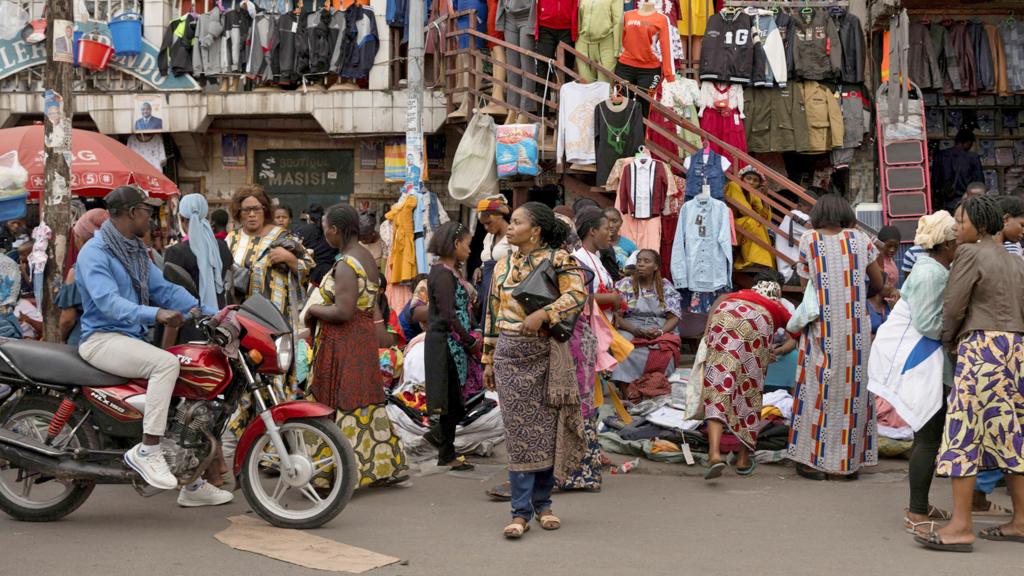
[79,332,181,436]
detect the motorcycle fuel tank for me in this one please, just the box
[167,343,232,400]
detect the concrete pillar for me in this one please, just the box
[369,0,391,90]
[143,0,171,46]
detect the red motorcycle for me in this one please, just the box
[0,287,356,529]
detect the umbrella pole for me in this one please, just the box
[41,0,75,343]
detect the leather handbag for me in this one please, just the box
[510,252,590,343]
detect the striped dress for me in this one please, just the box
[788,229,879,475]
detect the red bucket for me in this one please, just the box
[77,34,114,71]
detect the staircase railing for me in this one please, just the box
[442,10,819,268]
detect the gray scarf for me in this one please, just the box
[99,219,150,305]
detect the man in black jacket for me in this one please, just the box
[931,129,984,211]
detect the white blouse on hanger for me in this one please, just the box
[698,82,745,118]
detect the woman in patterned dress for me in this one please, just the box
[701,271,795,480]
[787,194,893,481]
[307,204,408,488]
[916,196,1024,552]
[483,202,588,539]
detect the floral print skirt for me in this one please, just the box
[937,330,1024,478]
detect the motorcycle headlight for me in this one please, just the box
[275,334,293,372]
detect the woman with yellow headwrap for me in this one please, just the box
[867,210,958,536]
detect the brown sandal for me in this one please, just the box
[536,510,561,530]
[503,519,530,539]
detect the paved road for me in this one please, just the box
[0,459,1019,576]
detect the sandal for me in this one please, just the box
[443,456,475,472]
[703,460,726,480]
[973,502,1012,517]
[927,505,952,521]
[903,516,937,536]
[487,482,512,501]
[536,510,561,530]
[978,526,1024,543]
[503,519,530,539]
[736,460,757,476]
[914,532,974,553]
[795,463,827,481]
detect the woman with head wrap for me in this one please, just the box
[726,166,776,270]
[699,270,795,479]
[58,208,109,344]
[867,211,958,536]
[474,196,512,325]
[164,195,234,344]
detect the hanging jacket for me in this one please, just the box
[950,21,976,94]
[744,86,796,153]
[799,80,844,154]
[985,24,1008,96]
[193,6,225,77]
[747,8,786,87]
[1001,21,1024,92]
[158,15,197,77]
[533,0,579,39]
[700,11,762,85]
[831,9,864,84]
[333,5,380,80]
[222,4,255,73]
[271,11,308,83]
[307,9,333,74]
[683,149,726,199]
[908,21,941,90]
[967,21,994,92]
[791,8,841,81]
[247,12,278,82]
[774,11,795,77]
[930,21,961,92]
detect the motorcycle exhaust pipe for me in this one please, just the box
[0,433,135,485]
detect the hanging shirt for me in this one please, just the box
[775,209,809,281]
[619,9,675,80]
[127,134,167,169]
[557,81,612,166]
[595,100,645,186]
[670,196,733,293]
[659,77,702,148]
[617,156,672,219]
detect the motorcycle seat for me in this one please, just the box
[0,338,127,388]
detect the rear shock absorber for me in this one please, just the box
[46,397,78,444]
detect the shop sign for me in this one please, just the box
[0,22,199,92]
[254,149,353,202]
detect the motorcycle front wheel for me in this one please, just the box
[0,395,98,522]
[240,417,356,529]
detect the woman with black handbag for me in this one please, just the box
[482,202,588,539]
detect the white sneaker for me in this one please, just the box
[124,444,178,490]
[177,481,234,507]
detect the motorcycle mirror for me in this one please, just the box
[163,263,199,298]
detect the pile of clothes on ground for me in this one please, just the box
[385,333,505,461]
[597,368,794,465]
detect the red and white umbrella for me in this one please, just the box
[0,125,179,200]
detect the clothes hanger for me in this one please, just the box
[635,145,651,159]
[610,83,626,105]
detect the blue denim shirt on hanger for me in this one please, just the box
[670,196,733,293]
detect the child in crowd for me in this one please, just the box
[996,195,1024,257]
[874,226,901,287]
[866,272,892,334]
[775,187,820,283]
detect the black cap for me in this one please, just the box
[104,185,162,211]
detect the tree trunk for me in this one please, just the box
[41,0,75,343]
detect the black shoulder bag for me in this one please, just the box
[511,250,592,342]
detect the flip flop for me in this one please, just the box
[973,502,1013,517]
[445,456,475,472]
[914,532,974,553]
[703,460,726,480]
[487,482,512,501]
[978,526,1024,543]
[927,505,953,521]
[736,460,757,476]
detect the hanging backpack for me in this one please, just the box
[448,113,498,206]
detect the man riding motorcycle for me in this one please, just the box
[76,186,227,506]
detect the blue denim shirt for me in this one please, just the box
[671,196,733,292]
[76,233,208,344]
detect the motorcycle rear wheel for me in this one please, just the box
[0,395,98,522]
[240,416,356,529]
